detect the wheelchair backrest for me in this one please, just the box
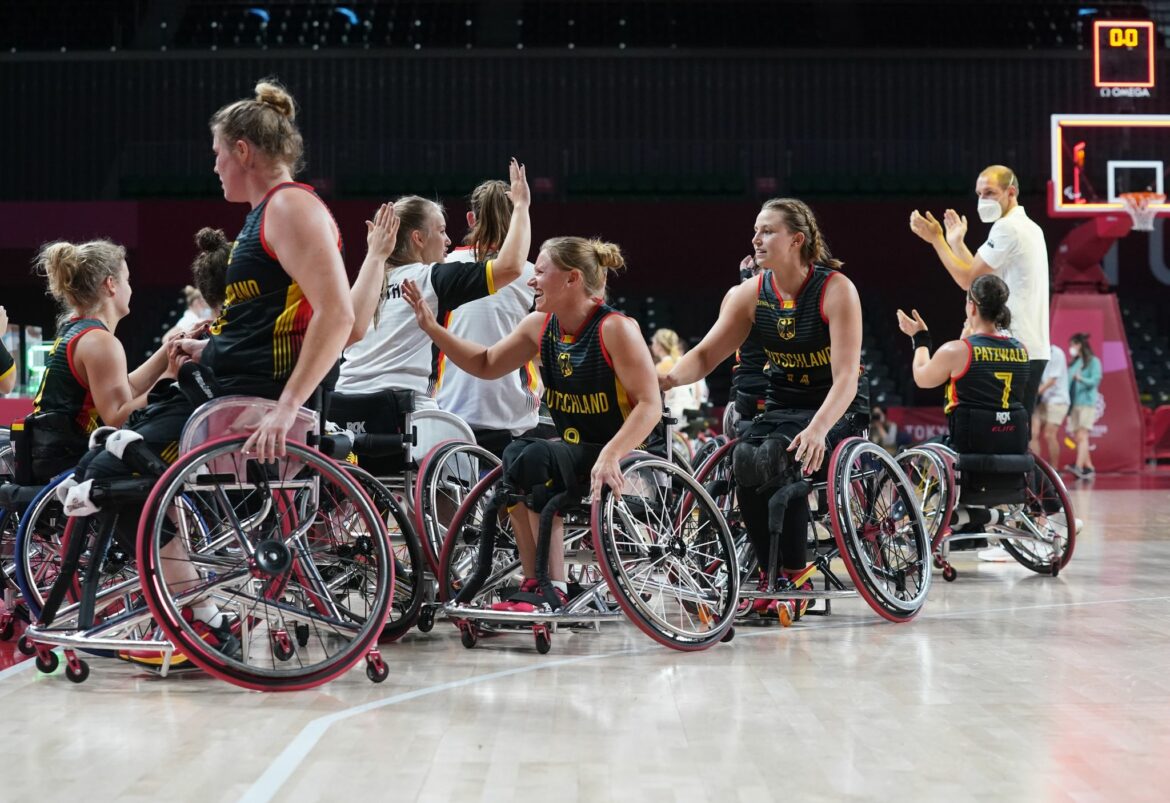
[325,388,414,474]
[948,406,1029,456]
[179,396,320,457]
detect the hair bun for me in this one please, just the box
[195,227,228,253]
[591,240,626,272]
[254,80,295,120]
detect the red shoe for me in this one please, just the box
[490,578,539,611]
[509,585,569,613]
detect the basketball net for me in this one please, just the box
[1120,191,1165,232]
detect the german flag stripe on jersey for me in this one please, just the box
[272,283,313,381]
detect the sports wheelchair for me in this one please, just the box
[322,388,500,635]
[894,409,1075,582]
[692,413,932,625]
[20,396,398,689]
[437,418,740,653]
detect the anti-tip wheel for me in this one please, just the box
[460,625,478,649]
[35,651,59,674]
[720,626,735,643]
[943,565,957,582]
[534,628,552,655]
[366,660,389,683]
[65,660,90,684]
[17,635,36,656]
[417,606,436,633]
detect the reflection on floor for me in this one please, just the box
[0,481,1167,801]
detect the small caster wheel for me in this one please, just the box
[932,555,944,570]
[417,606,435,633]
[943,565,957,582]
[720,626,735,643]
[35,651,59,674]
[0,618,14,641]
[534,627,551,655]
[17,635,36,656]
[273,636,294,662]
[65,660,90,684]
[366,660,389,683]
[1050,562,1060,578]
[295,623,310,647]
[460,625,478,649]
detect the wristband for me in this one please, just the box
[911,330,932,353]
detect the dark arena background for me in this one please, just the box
[2,2,1170,800]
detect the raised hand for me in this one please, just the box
[401,278,439,334]
[943,208,968,249]
[366,202,400,262]
[739,255,757,274]
[896,308,928,337]
[507,158,530,208]
[909,210,944,244]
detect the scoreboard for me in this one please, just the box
[1093,20,1155,94]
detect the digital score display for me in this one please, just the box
[1093,20,1155,91]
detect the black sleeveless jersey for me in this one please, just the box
[540,303,631,446]
[753,266,842,411]
[945,333,1029,414]
[204,182,341,387]
[32,317,106,433]
[731,329,769,398]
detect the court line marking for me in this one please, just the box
[242,592,1170,802]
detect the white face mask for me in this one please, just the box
[977,198,1003,223]
[1069,346,1080,358]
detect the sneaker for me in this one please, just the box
[118,610,241,668]
[508,584,570,613]
[490,578,539,612]
[976,545,1012,563]
[781,574,814,617]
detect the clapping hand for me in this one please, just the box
[909,210,944,244]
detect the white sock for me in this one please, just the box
[192,602,224,629]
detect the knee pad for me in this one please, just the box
[732,437,791,491]
[63,479,99,517]
[504,440,557,496]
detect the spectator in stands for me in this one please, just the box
[1031,344,1069,467]
[651,328,707,425]
[1066,333,1102,479]
[164,285,214,341]
[0,305,15,394]
[869,404,898,453]
[909,165,1049,416]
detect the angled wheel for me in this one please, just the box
[895,446,953,554]
[137,436,393,691]
[436,465,522,606]
[828,438,931,622]
[998,456,1077,574]
[344,466,424,641]
[594,454,738,650]
[414,440,500,575]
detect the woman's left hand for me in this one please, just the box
[788,421,830,475]
[895,308,927,337]
[243,403,297,462]
[589,447,624,500]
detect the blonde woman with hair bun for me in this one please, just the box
[24,238,177,479]
[402,234,659,609]
[651,328,708,426]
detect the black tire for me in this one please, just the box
[36,651,59,673]
[829,438,932,622]
[720,626,735,643]
[343,466,425,642]
[65,659,90,684]
[998,457,1077,574]
[460,626,478,649]
[534,628,551,654]
[17,635,36,656]
[417,605,435,632]
[0,618,13,641]
[366,659,389,683]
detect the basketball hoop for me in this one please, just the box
[1120,191,1166,231]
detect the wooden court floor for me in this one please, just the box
[1,475,1168,802]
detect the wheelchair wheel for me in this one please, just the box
[998,456,1077,574]
[137,436,393,691]
[16,472,143,628]
[344,466,424,642]
[894,446,953,553]
[828,438,931,623]
[689,435,725,474]
[436,465,522,605]
[414,440,501,575]
[593,454,738,650]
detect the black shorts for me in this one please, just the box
[474,422,559,460]
[501,437,600,496]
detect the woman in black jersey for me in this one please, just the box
[22,240,176,480]
[897,273,1029,454]
[83,79,353,480]
[402,237,660,609]
[662,198,865,616]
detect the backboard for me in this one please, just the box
[1049,113,1170,219]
